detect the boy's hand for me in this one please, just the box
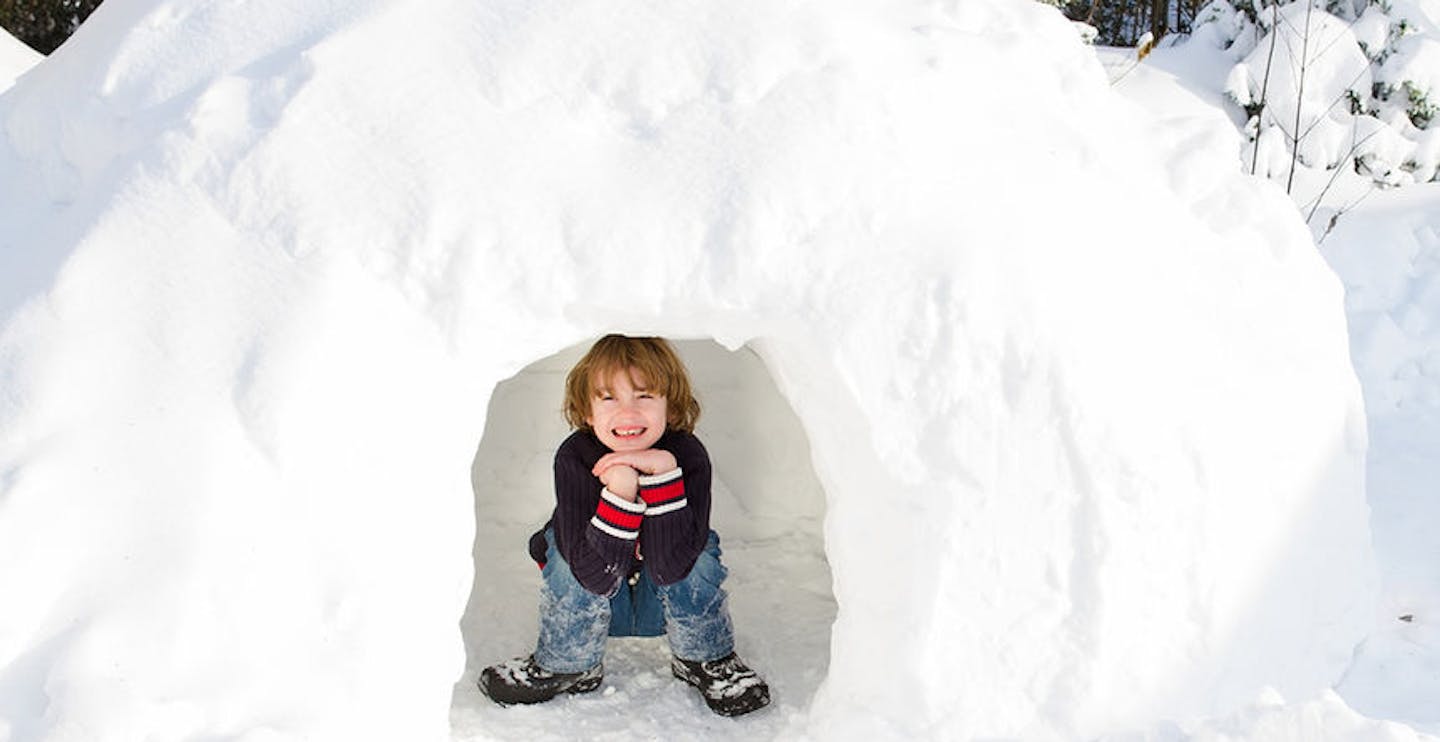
[593,449,677,478]
[597,463,640,501]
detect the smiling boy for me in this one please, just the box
[478,335,771,717]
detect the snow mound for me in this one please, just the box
[0,0,1375,739]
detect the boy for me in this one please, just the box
[478,335,771,717]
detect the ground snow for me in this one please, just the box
[1322,184,1440,734]
[0,1,1381,740]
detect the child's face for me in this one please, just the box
[587,367,668,452]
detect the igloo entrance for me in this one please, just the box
[451,340,835,737]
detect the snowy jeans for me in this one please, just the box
[533,528,736,673]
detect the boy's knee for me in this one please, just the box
[662,531,728,595]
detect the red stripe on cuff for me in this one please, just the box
[640,479,684,506]
[597,500,644,530]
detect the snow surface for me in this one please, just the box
[1323,184,1440,734]
[0,1,1391,740]
[0,29,40,94]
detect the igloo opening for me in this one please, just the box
[452,339,835,736]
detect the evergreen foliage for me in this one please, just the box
[1063,0,1210,46]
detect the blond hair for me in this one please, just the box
[563,335,700,433]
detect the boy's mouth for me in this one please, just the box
[613,427,646,439]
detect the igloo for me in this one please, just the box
[0,0,1376,740]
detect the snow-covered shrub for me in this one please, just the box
[1404,82,1437,127]
[1409,125,1440,179]
[1197,0,1262,55]
[1235,3,1372,179]
[1204,0,1440,186]
[1377,35,1440,129]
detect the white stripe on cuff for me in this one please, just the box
[645,498,688,516]
[600,487,647,513]
[591,516,640,540]
[637,467,682,487]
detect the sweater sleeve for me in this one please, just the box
[638,434,713,585]
[552,442,637,597]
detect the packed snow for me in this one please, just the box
[0,0,1426,740]
[0,29,40,94]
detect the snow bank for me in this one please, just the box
[0,0,1375,740]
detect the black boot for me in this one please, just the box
[670,652,771,717]
[477,655,604,706]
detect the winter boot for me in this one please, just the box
[670,651,771,717]
[477,655,604,706]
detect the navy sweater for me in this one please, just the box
[528,429,713,596]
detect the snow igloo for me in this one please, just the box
[0,0,1376,740]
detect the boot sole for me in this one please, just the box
[566,673,604,694]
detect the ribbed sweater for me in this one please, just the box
[528,429,713,597]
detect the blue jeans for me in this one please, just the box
[533,528,736,673]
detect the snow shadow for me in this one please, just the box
[452,340,835,739]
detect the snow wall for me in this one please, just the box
[0,0,1376,740]
[0,29,41,94]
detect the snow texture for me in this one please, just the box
[0,1,1377,740]
[1321,184,1440,733]
[0,29,40,94]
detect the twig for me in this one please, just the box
[1304,127,1380,223]
[1252,3,1282,174]
[1287,0,1316,194]
[1316,185,1377,245]
[1298,63,1374,141]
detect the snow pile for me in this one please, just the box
[0,0,1375,739]
[0,28,40,93]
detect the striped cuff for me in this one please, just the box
[591,487,646,540]
[638,467,686,516]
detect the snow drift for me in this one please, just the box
[0,0,1375,740]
